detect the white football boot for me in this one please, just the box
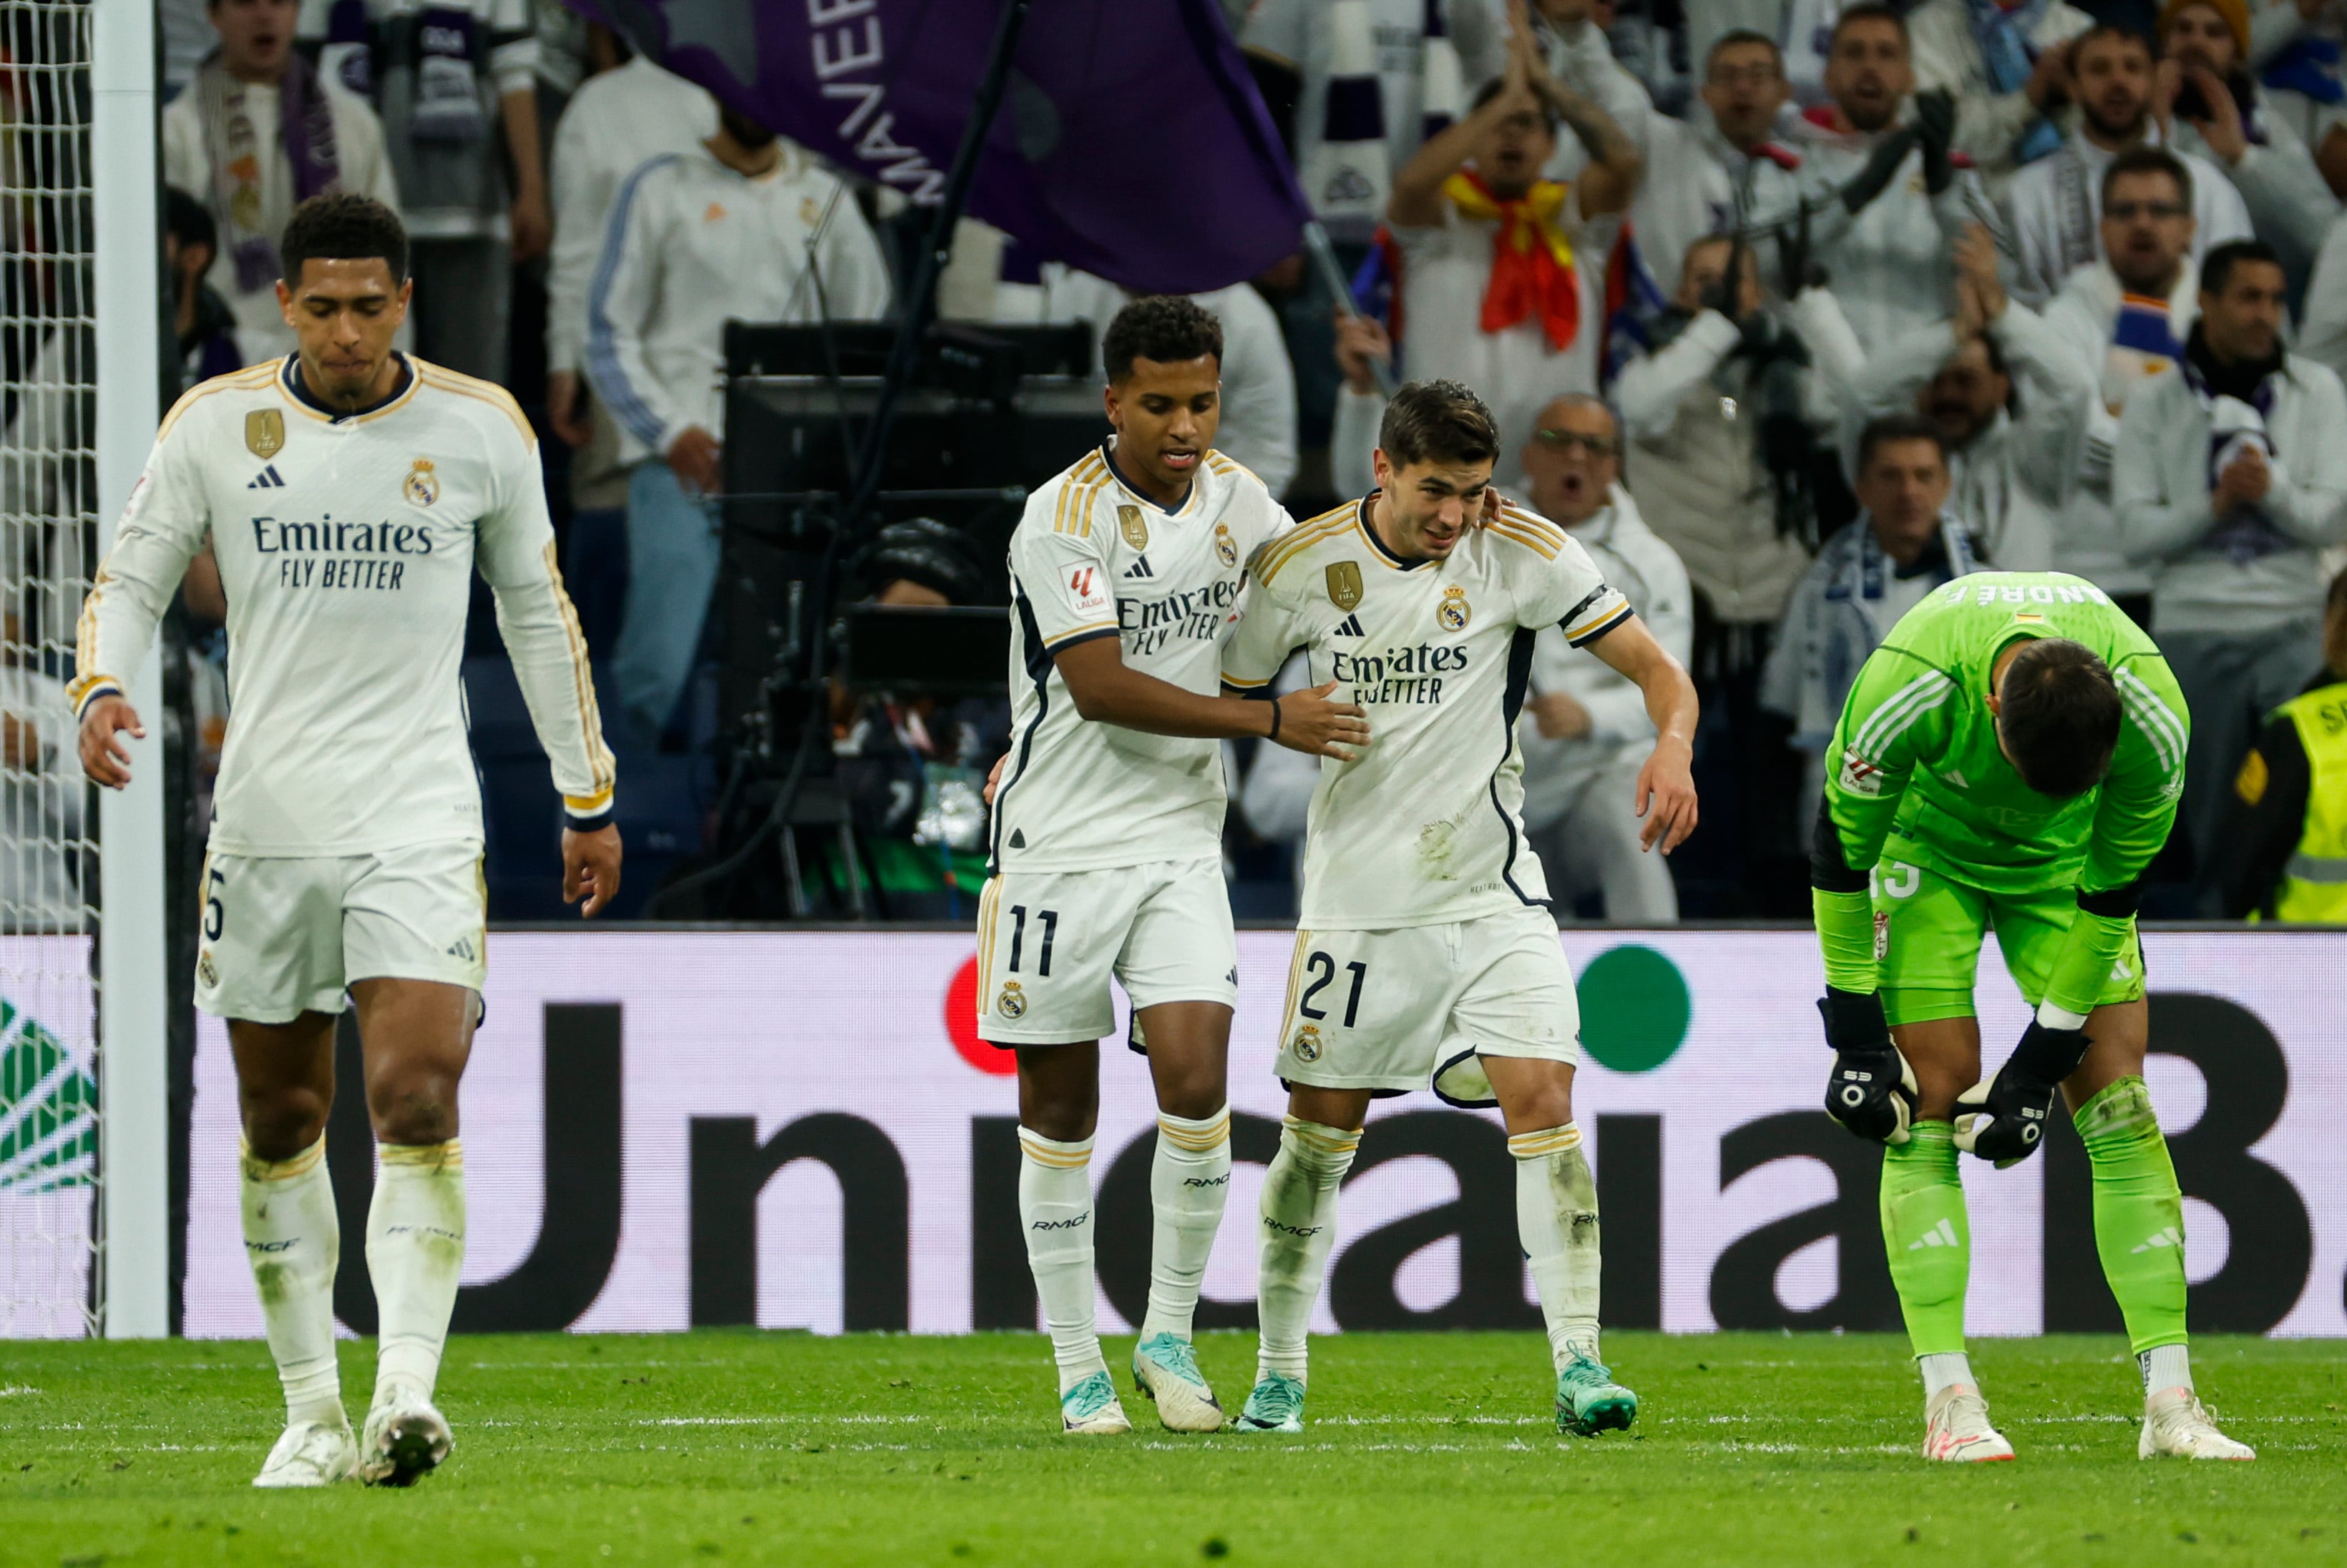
[1922,1383,2016,1462]
[358,1381,453,1485]
[1131,1333,1225,1433]
[2139,1387,2256,1460]
[1058,1370,1133,1435]
[252,1418,358,1488]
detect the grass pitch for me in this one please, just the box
[2,1332,2342,1567]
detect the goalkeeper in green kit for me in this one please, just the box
[1810,571,2255,1464]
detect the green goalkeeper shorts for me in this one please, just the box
[1871,855,2146,1026]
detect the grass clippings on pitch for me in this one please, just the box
[1,1331,2341,1567]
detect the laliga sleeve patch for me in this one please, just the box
[1838,747,1886,797]
[1065,564,1111,617]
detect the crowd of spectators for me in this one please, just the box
[110,0,2347,924]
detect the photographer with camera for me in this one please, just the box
[1611,234,1862,914]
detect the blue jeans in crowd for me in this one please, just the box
[613,459,721,744]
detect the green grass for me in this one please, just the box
[1,1332,2343,1567]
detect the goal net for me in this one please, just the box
[0,0,100,1338]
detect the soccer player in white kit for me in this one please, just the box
[1219,380,1699,1436]
[979,297,1367,1434]
[74,195,620,1487]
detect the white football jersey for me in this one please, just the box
[73,353,615,856]
[991,440,1291,874]
[1224,498,1630,930]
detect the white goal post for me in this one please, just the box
[92,0,167,1338]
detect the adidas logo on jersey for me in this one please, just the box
[445,936,476,961]
[1331,613,1364,637]
[1908,1218,1961,1251]
[2132,1225,2184,1254]
[1008,829,1026,849]
[1123,555,1154,579]
[247,464,286,489]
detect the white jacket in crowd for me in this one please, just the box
[1611,289,1863,625]
[1906,0,2094,185]
[545,55,716,383]
[1840,302,2099,571]
[585,144,892,467]
[2114,346,2347,633]
[1791,114,1996,350]
[161,82,401,364]
[1518,486,1694,831]
[2003,134,2251,305]
[2041,258,2201,598]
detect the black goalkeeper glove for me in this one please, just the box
[1818,988,1916,1145]
[1954,1018,2093,1167]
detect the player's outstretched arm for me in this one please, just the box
[562,824,623,918]
[1584,614,1698,853]
[76,694,145,790]
[1053,637,1367,759]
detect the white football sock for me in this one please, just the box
[1139,1108,1231,1345]
[1510,1124,1601,1370]
[240,1136,345,1427]
[1918,1351,1976,1399]
[1018,1127,1106,1393]
[1255,1116,1359,1384]
[366,1140,467,1403]
[2139,1343,2192,1399]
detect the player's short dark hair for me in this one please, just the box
[1707,29,1784,74]
[1830,2,1908,51]
[1103,295,1222,383]
[2102,144,2192,207]
[165,185,217,260]
[1999,638,2123,798]
[2201,237,2282,296]
[279,192,409,287]
[1470,74,1562,130]
[1380,379,1500,471]
[1855,412,1948,476]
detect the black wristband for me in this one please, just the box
[1267,697,1282,743]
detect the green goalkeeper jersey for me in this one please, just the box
[1810,572,2190,1014]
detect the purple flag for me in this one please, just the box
[565,0,1310,295]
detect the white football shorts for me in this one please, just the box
[1273,904,1581,1105]
[195,839,488,1024]
[975,856,1237,1046]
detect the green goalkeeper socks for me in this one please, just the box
[1880,1122,1969,1359]
[2076,1077,2189,1358]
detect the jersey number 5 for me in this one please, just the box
[1298,951,1367,1027]
[203,865,226,941]
[1007,904,1058,977]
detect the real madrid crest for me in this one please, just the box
[404,457,440,508]
[1325,560,1363,611]
[245,408,284,459]
[997,979,1028,1019]
[1118,504,1149,551]
[1214,521,1238,568]
[1291,1024,1322,1063]
[1438,584,1472,631]
[197,949,218,989]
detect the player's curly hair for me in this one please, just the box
[1103,295,1223,383]
[280,192,409,287]
[1379,379,1499,471]
[1999,638,2122,800]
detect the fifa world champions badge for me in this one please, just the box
[1326,560,1363,610]
[404,457,440,508]
[245,408,285,459]
[1118,504,1149,551]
